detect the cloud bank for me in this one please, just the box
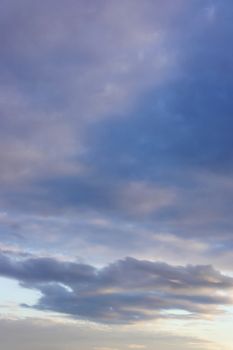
[0,252,232,324]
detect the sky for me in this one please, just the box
[1,0,233,349]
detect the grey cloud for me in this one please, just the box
[1,0,232,235]
[0,252,95,284]
[0,252,232,324]
[0,0,180,187]
[0,318,217,350]
[1,0,233,313]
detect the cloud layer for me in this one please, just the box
[0,1,233,266]
[1,4,233,350]
[0,318,219,350]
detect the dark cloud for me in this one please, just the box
[0,252,232,324]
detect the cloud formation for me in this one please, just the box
[1,1,233,348]
[0,252,232,324]
[0,0,233,249]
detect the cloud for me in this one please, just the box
[1,2,233,349]
[1,1,233,325]
[0,317,219,350]
[0,0,182,188]
[0,0,232,240]
[0,252,232,324]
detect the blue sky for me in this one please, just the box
[1,1,233,349]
